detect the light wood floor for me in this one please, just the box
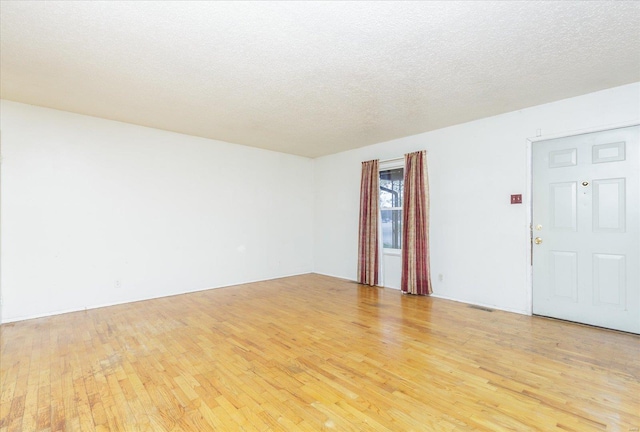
[1,274,638,431]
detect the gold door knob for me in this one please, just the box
[534,237,543,244]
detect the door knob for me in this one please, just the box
[534,237,543,244]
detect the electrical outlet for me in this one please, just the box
[510,194,522,204]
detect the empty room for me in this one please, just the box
[1,1,639,431]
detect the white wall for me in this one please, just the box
[2,83,638,323]
[314,83,640,315]
[0,101,314,323]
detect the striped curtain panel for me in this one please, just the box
[401,151,432,295]
[357,160,380,286]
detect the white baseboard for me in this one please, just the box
[0,271,313,324]
[430,293,530,316]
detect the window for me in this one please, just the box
[379,167,404,249]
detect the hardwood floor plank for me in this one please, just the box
[1,274,638,430]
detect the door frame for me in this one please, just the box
[525,121,640,316]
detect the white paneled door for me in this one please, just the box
[532,126,639,334]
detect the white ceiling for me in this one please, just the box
[1,1,639,158]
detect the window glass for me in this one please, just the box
[380,168,403,249]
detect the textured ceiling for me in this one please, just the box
[1,1,639,158]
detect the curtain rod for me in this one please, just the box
[379,156,404,163]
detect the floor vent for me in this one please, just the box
[468,305,494,312]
